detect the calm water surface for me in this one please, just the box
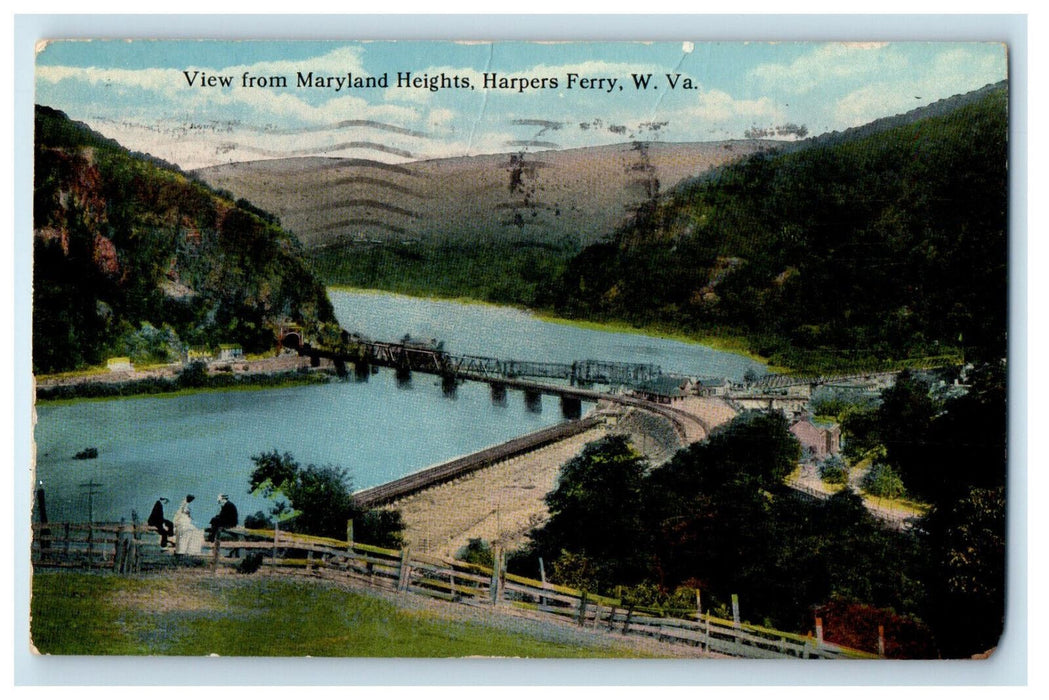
[34,290,765,525]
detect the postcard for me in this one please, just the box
[28,37,1010,665]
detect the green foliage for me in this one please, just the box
[248,450,403,546]
[840,406,882,462]
[529,435,651,591]
[861,463,907,499]
[176,360,209,388]
[310,238,578,308]
[876,370,938,488]
[354,509,406,550]
[819,455,849,484]
[243,510,274,529]
[920,486,1005,657]
[32,105,335,374]
[35,366,329,402]
[235,552,265,574]
[455,538,494,568]
[529,410,930,637]
[545,88,1007,372]
[117,322,182,364]
[549,550,600,594]
[32,573,657,657]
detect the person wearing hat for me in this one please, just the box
[208,494,238,542]
[147,497,174,547]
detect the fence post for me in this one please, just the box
[273,521,279,562]
[130,510,140,573]
[398,547,411,592]
[815,616,824,650]
[87,523,94,564]
[878,624,886,658]
[211,527,222,571]
[346,519,354,551]
[608,605,618,631]
[64,523,70,557]
[113,519,125,572]
[732,594,742,656]
[489,547,502,606]
[577,591,589,626]
[538,556,546,609]
[622,605,634,635]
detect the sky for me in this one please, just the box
[34,40,1007,171]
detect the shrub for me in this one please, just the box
[243,510,273,529]
[819,455,849,484]
[235,552,264,575]
[455,538,494,568]
[862,463,906,499]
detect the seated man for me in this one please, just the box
[207,494,239,542]
[147,497,174,547]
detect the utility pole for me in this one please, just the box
[79,479,102,563]
[79,480,103,523]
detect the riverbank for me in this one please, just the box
[34,354,334,403]
[328,285,785,374]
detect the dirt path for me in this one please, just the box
[387,426,609,560]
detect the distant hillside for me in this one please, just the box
[33,105,337,374]
[193,140,776,249]
[548,85,1008,372]
[784,80,1009,152]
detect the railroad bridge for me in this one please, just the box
[282,328,682,421]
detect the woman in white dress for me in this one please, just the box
[173,494,204,555]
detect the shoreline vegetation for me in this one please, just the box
[326,285,788,373]
[323,285,961,376]
[35,361,334,404]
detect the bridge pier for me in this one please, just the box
[333,359,349,378]
[310,354,320,368]
[441,373,458,398]
[560,395,582,420]
[524,389,543,414]
[395,365,412,389]
[490,382,507,407]
[354,361,370,382]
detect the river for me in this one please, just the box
[33,290,766,525]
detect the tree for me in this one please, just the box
[528,435,650,591]
[818,455,849,484]
[921,486,1006,657]
[640,411,802,620]
[248,450,403,546]
[861,463,906,499]
[876,371,938,496]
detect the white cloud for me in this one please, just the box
[683,89,783,123]
[749,43,908,95]
[834,46,1006,127]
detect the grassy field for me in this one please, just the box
[30,571,663,658]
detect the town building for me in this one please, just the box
[790,417,842,461]
[217,344,244,361]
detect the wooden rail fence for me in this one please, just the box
[31,522,878,660]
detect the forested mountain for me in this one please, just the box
[547,85,1008,371]
[33,106,337,374]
